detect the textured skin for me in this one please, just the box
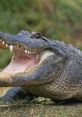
[0,30,82,101]
[0,87,35,102]
[0,87,22,102]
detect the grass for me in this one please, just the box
[0,103,82,117]
[0,98,82,117]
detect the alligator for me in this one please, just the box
[0,30,82,102]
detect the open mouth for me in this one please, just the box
[0,37,54,80]
[0,40,40,78]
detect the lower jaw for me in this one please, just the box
[0,54,40,79]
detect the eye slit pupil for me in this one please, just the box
[30,32,41,39]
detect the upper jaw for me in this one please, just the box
[0,31,49,53]
[0,40,35,54]
[0,32,33,54]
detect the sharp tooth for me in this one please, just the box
[21,47,23,50]
[2,41,5,44]
[9,45,13,52]
[25,50,27,53]
[6,44,8,47]
[28,51,30,54]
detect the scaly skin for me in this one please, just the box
[0,30,82,101]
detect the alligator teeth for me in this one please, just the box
[26,50,31,54]
[2,41,5,44]
[21,47,23,50]
[9,45,13,52]
[25,50,32,54]
[28,51,30,54]
[25,50,27,53]
[6,44,8,47]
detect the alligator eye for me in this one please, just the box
[30,32,41,39]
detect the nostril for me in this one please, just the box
[30,32,42,39]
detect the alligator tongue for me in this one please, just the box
[0,52,39,77]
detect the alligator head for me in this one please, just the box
[0,30,66,87]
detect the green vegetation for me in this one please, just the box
[0,97,82,117]
[0,0,82,40]
[0,0,82,116]
[0,101,82,117]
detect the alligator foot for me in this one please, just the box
[0,87,22,102]
[0,87,37,103]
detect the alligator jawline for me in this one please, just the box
[0,41,54,78]
[0,41,40,77]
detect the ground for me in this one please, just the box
[0,98,82,117]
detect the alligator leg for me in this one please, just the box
[0,87,37,102]
[0,87,22,102]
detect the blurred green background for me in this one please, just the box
[0,0,82,68]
